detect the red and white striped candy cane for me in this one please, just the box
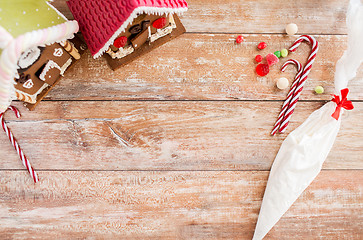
[279,35,319,133]
[1,106,38,182]
[271,59,303,135]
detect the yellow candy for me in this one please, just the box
[281,49,288,58]
[315,86,324,94]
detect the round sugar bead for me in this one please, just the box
[276,77,289,89]
[286,23,298,35]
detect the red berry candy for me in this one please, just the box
[257,42,267,50]
[256,64,270,76]
[255,55,263,63]
[236,35,244,44]
[152,17,167,29]
[114,36,127,48]
[266,53,279,66]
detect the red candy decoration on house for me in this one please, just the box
[113,36,128,48]
[152,18,167,29]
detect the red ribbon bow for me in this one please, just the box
[331,88,354,120]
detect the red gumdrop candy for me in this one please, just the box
[114,36,128,48]
[236,35,244,44]
[256,64,270,76]
[152,18,167,29]
[266,53,279,66]
[257,42,267,50]
[255,55,263,63]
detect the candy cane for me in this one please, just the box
[271,59,303,135]
[279,35,319,133]
[1,106,38,182]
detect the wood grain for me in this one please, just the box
[45,34,363,101]
[52,0,349,34]
[1,0,362,239]
[0,171,361,239]
[1,101,362,170]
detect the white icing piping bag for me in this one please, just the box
[253,0,363,239]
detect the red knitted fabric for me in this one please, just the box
[67,0,188,57]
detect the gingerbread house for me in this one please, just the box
[67,0,188,70]
[0,0,86,111]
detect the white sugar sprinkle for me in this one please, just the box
[37,24,40,27]
[23,11,26,14]
[15,22,18,26]
[36,9,39,12]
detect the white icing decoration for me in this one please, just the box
[107,45,134,59]
[150,23,175,43]
[15,83,49,104]
[93,6,188,58]
[39,58,72,81]
[23,79,34,89]
[60,58,72,75]
[53,48,63,57]
[18,47,41,69]
[39,60,62,81]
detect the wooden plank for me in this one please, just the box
[0,170,361,239]
[52,0,349,34]
[1,101,362,170]
[45,34,363,101]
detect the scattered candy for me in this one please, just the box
[274,51,281,58]
[256,64,270,76]
[257,42,267,50]
[236,35,244,44]
[314,86,324,94]
[276,77,289,89]
[266,53,279,66]
[286,23,298,36]
[255,55,263,63]
[281,48,288,58]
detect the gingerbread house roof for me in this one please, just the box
[67,0,188,58]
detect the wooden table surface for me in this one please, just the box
[1,0,362,239]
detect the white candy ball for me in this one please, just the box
[277,77,289,89]
[286,23,298,35]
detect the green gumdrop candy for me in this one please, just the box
[274,51,281,58]
[315,86,324,94]
[281,48,288,58]
[0,0,66,38]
